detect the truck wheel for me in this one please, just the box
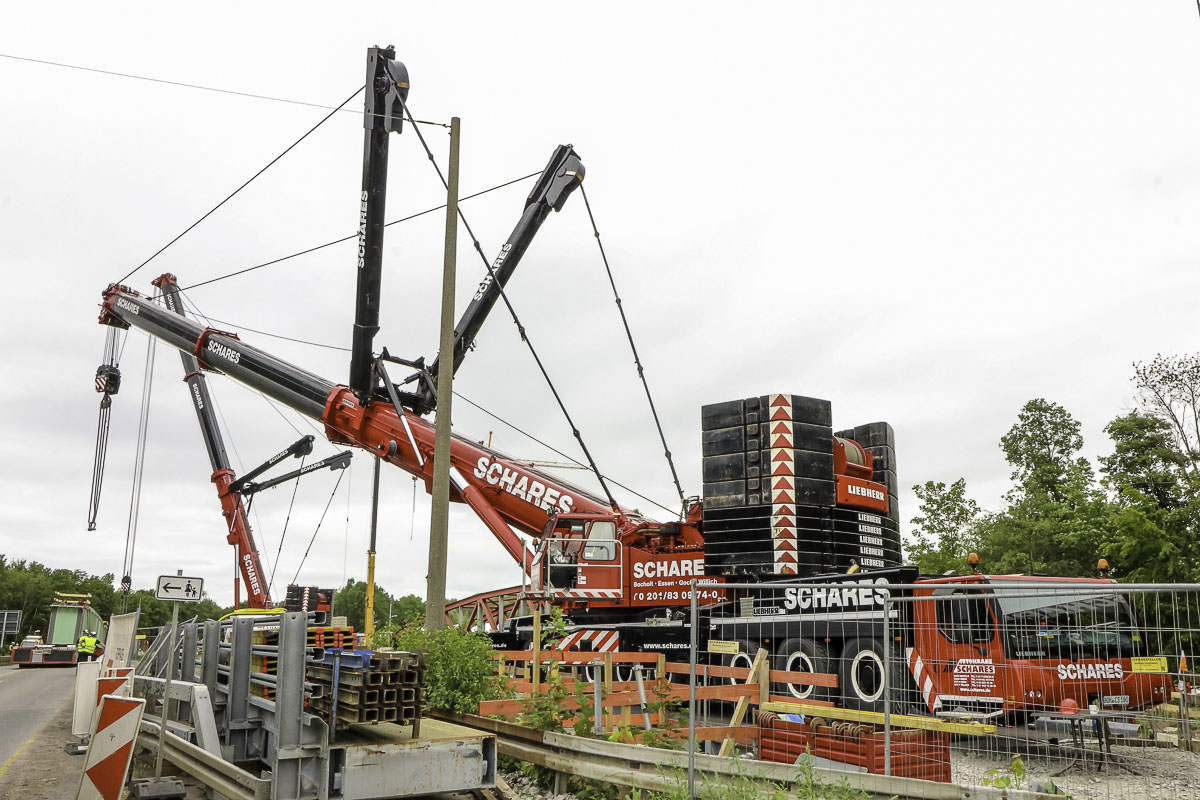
[777,638,830,701]
[839,637,886,711]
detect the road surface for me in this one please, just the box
[0,664,75,770]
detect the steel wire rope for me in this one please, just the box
[146,289,674,517]
[268,454,306,597]
[172,292,675,517]
[180,292,287,590]
[133,170,541,304]
[290,468,348,585]
[409,477,419,540]
[342,459,353,588]
[394,91,622,513]
[119,334,156,607]
[0,53,448,126]
[116,85,365,285]
[452,391,677,518]
[201,349,284,594]
[89,326,122,531]
[579,184,687,513]
[179,293,311,439]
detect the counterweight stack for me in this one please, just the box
[700,393,901,578]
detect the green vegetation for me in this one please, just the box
[375,621,506,715]
[909,354,1200,584]
[0,558,227,642]
[330,578,424,632]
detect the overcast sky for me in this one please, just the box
[2,3,1198,609]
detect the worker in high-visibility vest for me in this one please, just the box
[77,631,97,661]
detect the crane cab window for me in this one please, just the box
[935,588,995,645]
[583,520,616,561]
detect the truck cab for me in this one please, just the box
[910,574,1171,718]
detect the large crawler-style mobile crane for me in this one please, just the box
[96,50,1170,721]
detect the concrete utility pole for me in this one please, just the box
[426,117,460,631]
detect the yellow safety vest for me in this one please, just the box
[78,636,96,654]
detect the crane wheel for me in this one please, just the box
[776,638,830,701]
[839,637,886,711]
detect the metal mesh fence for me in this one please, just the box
[686,578,1200,798]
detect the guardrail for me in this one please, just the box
[435,711,1061,800]
[136,717,271,800]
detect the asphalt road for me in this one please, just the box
[0,664,75,771]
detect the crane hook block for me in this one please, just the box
[95,364,121,395]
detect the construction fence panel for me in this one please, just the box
[688,579,1200,800]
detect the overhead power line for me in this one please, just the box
[117,85,365,285]
[0,52,447,127]
[150,170,542,297]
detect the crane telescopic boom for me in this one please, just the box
[98,284,670,576]
[405,145,584,414]
[152,273,272,608]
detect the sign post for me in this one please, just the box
[152,571,203,777]
[0,609,21,652]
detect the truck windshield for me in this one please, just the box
[992,587,1143,659]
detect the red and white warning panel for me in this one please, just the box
[75,694,146,800]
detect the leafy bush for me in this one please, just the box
[385,623,506,714]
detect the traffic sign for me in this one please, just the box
[154,575,204,602]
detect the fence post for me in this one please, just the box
[531,608,541,695]
[758,650,769,708]
[593,657,604,737]
[634,665,652,731]
[687,578,698,800]
[603,652,614,731]
[883,592,892,776]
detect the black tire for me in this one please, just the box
[776,638,830,701]
[839,637,887,711]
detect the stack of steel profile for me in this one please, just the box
[701,394,901,578]
[307,625,356,649]
[306,649,426,731]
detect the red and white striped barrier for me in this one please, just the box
[75,694,146,800]
[559,629,620,652]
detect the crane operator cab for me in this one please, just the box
[537,513,622,597]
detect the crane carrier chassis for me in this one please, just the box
[92,46,1170,728]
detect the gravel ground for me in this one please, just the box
[504,744,1200,800]
[952,744,1200,799]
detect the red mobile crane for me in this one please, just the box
[151,273,352,608]
[97,283,1172,717]
[95,49,1170,719]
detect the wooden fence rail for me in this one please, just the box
[488,647,840,748]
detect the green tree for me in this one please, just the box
[330,580,423,632]
[908,479,983,575]
[1133,354,1200,477]
[1099,410,1200,583]
[0,558,227,643]
[984,399,1109,576]
[999,398,1094,505]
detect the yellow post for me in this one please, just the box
[364,549,376,641]
[364,456,381,642]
